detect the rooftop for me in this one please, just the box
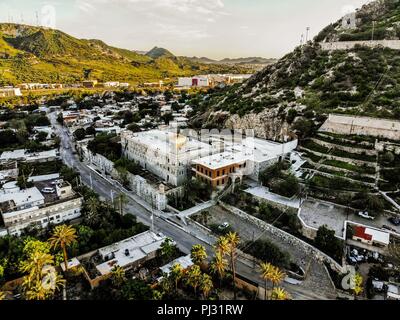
[354,226,390,245]
[0,149,58,162]
[95,231,167,276]
[159,255,193,275]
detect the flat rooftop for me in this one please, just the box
[193,151,249,170]
[160,255,193,275]
[122,129,211,156]
[0,149,58,162]
[96,231,167,276]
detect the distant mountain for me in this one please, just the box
[145,46,175,59]
[219,57,277,65]
[186,56,276,65]
[0,24,250,86]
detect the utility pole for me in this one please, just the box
[89,173,93,190]
[372,21,376,41]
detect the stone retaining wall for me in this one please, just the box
[219,202,345,274]
[310,138,377,156]
[319,40,400,51]
[300,146,376,167]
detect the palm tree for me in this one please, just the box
[270,266,286,294]
[200,273,214,299]
[20,250,64,300]
[49,225,78,271]
[191,244,207,266]
[353,273,363,299]
[169,263,183,292]
[225,232,240,299]
[85,197,100,227]
[215,236,229,256]
[111,266,127,287]
[210,251,228,287]
[185,265,202,297]
[160,238,177,261]
[259,262,274,300]
[271,287,291,300]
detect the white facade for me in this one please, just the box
[121,129,213,186]
[0,183,83,236]
[177,76,209,88]
[0,87,22,98]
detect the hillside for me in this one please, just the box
[145,46,175,59]
[0,23,250,86]
[187,56,276,65]
[192,0,400,140]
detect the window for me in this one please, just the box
[222,179,225,184]
[217,171,220,177]
[223,169,226,175]
[217,180,220,186]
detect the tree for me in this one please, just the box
[259,262,274,300]
[191,244,207,266]
[225,232,240,299]
[271,287,291,300]
[73,128,86,141]
[215,236,229,256]
[115,193,128,216]
[160,238,177,261]
[200,273,214,299]
[185,265,202,297]
[314,225,343,262]
[84,197,101,227]
[352,273,363,299]
[388,242,400,267]
[292,118,313,138]
[127,123,141,133]
[210,251,228,287]
[49,225,78,271]
[169,263,183,292]
[201,211,211,225]
[161,113,174,125]
[269,266,286,293]
[20,247,64,300]
[111,266,127,287]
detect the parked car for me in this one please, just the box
[51,179,63,185]
[382,225,396,232]
[218,222,230,230]
[41,187,55,194]
[389,217,400,226]
[358,211,375,220]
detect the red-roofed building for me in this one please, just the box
[352,225,390,247]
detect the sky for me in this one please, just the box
[0,0,372,59]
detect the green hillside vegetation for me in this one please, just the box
[316,0,400,42]
[0,23,249,86]
[192,0,400,125]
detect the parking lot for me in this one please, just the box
[299,199,400,238]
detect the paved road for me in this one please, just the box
[50,112,334,300]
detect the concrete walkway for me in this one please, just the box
[178,200,215,219]
[245,186,301,209]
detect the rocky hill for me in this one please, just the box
[0,23,250,85]
[192,0,400,140]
